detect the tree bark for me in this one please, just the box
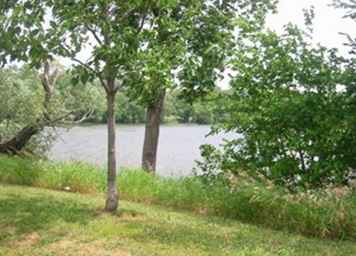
[104,90,119,212]
[0,125,40,154]
[142,89,166,173]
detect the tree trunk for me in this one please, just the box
[104,90,119,212]
[142,89,166,173]
[0,125,40,154]
[0,61,57,156]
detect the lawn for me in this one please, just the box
[0,184,355,256]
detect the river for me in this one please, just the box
[49,124,234,177]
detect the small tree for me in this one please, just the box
[131,0,278,173]
[1,1,147,212]
[198,25,356,189]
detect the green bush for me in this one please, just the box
[201,27,356,189]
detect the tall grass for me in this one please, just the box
[0,154,355,240]
[0,156,106,193]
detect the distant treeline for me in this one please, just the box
[87,89,220,125]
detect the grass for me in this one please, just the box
[0,155,356,241]
[0,184,356,256]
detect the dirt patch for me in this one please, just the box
[118,211,144,221]
[94,209,144,221]
[46,239,130,256]
[12,232,41,248]
[0,225,16,243]
[0,225,16,235]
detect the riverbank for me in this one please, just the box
[0,155,356,241]
[1,185,355,256]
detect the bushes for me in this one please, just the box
[0,155,356,240]
[203,27,356,189]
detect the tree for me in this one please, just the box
[0,66,46,154]
[1,0,145,212]
[141,89,166,172]
[197,25,356,189]
[133,0,278,173]
[0,62,101,154]
[0,63,99,155]
[0,61,59,154]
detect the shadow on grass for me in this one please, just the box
[0,191,97,236]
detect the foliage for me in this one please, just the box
[197,25,356,189]
[164,89,221,124]
[1,155,356,241]
[56,73,106,121]
[0,0,277,121]
[0,66,103,154]
[0,67,42,126]
[0,0,271,91]
[0,68,43,145]
[121,0,267,110]
[0,66,55,154]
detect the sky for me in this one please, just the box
[267,0,355,55]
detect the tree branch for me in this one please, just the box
[86,25,104,45]
[60,43,106,88]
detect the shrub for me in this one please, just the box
[199,26,356,189]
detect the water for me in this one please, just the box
[49,124,233,177]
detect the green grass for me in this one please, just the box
[0,184,355,256]
[1,155,356,241]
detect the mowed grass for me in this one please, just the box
[0,185,355,256]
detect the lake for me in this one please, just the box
[49,124,234,177]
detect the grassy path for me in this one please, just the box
[0,184,355,256]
